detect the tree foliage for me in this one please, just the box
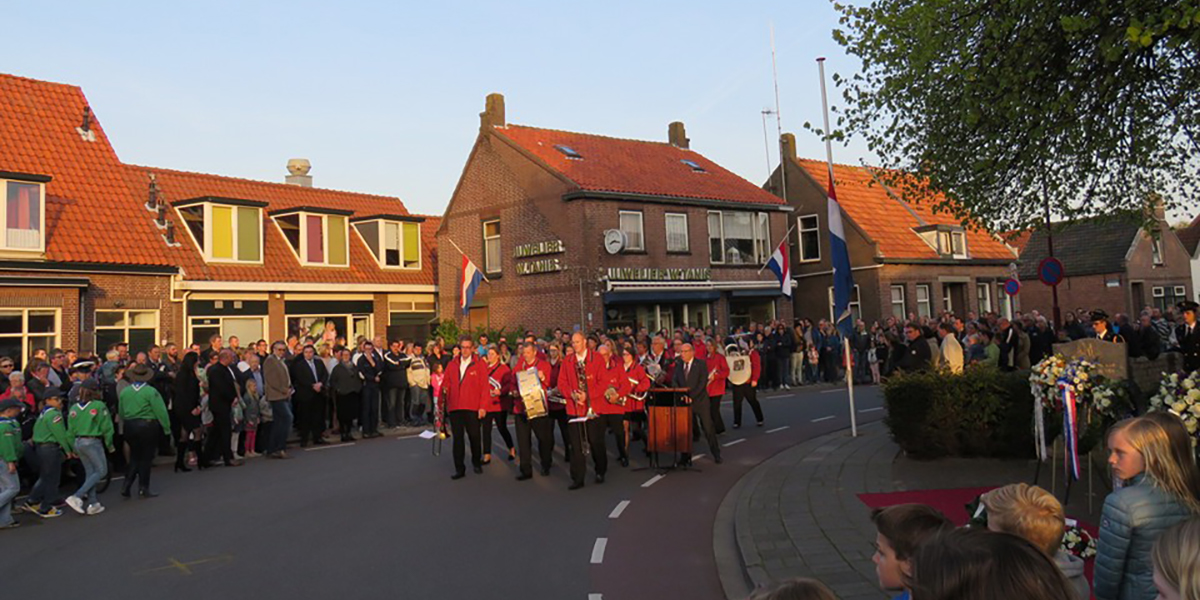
[831,0,1200,231]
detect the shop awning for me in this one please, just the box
[729,289,784,298]
[603,290,721,305]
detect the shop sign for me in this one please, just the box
[516,258,563,275]
[606,267,711,281]
[514,239,565,258]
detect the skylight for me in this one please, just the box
[681,159,706,172]
[554,145,583,159]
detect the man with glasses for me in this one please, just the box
[0,360,14,395]
[263,342,294,459]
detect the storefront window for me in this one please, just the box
[0,308,59,369]
[287,315,374,348]
[730,299,776,329]
[96,309,158,354]
[189,316,266,349]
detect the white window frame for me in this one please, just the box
[1175,285,1187,297]
[996,283,1014,319]
[352,219,422,271]
[707,210,771,265]
[285,313,374,345]
[0,308,60,367]
[272,212,349,268]
[1153,286,1165,298]
[0,179,47,254]
[890,284,906,318]
[188,316,269,349]
[950,231,968,259]
[798,214,820,263]
[1152,237,1164,266]
[176,203,265,265]
[827,285,862,323]
[619,210,645,252]
[916,284,932,318]
[664,212,689,253]
[482,219,501,275]
[95,309,160,350]
[977,282,992,314]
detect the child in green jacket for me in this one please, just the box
[23,391,73,518]
[65,381,114,515]
[0,398,24,529]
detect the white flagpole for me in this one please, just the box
[770,24,788,206]
[756,222,798,275]
[818,56,857,438]
[445,236,489,283]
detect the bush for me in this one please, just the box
[432,320,527,348]
[883,365,1035,459]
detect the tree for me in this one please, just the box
[830,0,1199,231]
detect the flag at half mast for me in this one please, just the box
[460,254,484,316]
[827,163,855,336]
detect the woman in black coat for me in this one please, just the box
[172,352,202,473]
[329,348,362,442]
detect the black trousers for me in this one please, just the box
[731,383,764,426]
[481,411,514,454]
[682,398,720,462]
[567,418,608,485]
[336,391,361,437]
[297,394,325,443]
[123,419,161,491]
[515,413,555,476]
[709,392,726,435]
[449,410,483,475]
[203,406,234,465]
[550,410,572,457]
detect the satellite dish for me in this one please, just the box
[603,229,627,255]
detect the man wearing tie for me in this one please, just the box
[672,343,722,466]
[204,349,243,467]
[290,344,329,447]
[1178,301,1199,374]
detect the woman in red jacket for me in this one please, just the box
[704,338,730,436]
[730,339,765,428]
[619,345,652,457]
[482,346,515,464]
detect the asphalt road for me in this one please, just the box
[0,383,885,600]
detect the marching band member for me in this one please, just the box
[546,342,571,458]
[441,337,490,480]
[620,346,651,458]
[594,343,631,470]
[513,343,554,480]
[730,339,765,428]
[482,346,516,464]
[704,338,730,436]
[557,332,608,490]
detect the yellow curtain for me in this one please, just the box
[212,206,233,259]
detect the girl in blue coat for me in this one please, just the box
[1095,416,1200,600]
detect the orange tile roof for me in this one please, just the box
[0,73,173,266]
[121,165,434,286]
[493,125,784,206]
[792,158,1016,261]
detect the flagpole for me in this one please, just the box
[818,56,857,438]
[757,222,798,274]
[444,236,489,283]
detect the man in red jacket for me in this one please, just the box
[441,336,490,480]
[591,343,631,472]
[557,332,609,490]
[513,343,554,481]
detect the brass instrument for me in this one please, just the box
[572,353,594,456]
[641,353,666,384]
[432,389,448,457]
[605,385,624,407]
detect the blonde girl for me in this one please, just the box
[1152,518,1200,600]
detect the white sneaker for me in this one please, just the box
[86,503,105,516]
[65,496,85,515]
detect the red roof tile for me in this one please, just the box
[493,125,784,206]
[0,73,173,266]
[121,165,434,286]
[793,158,1015,261]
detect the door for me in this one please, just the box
[1131,282,1145,313]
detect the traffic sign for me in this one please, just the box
[1004,278,1021,296]
[1038,257,1065,287]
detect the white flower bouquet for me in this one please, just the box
[1150,371,1200,436]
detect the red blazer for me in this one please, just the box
[706,353,730,398]
[695,343,709,360]
[511,357,550,416]
[484,362,514,413]
[749,350,762,386]
[556,350,608,417]
[547,359,565,413]
[441,356,490,412]
[622,362,652,413]
[593,356,630,416]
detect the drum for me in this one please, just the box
[516,367,548,419]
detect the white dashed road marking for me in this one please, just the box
[810,416,836,423]
[767,425,791,433]
[305,442,355,451]
[609,500,630,519]
[858,407,884,413]
[722,438,746,448]
[589,594,603,600]
[591,538,608,564]
[820,388,845,394]
[642,474,665,488]
[693,454,706,461]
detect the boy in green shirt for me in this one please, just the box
[65,380,114,515]
[0,398,24,529]
[23,391,73,518]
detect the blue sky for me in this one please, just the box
[3,1,869,215]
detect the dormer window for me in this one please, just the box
[0,173,48,253]
[914,225,969,259]
[273,208,350,267]
[173,197,264,263]
[681,159,706,173]
[554,145,583,160]
[352,215,423,270]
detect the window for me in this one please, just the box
[916,284,932,318]
[915,225,968,259]
[1154,285,1187,312]
[707,211,771,265]
[554,145,583,159]
[190,316,267,349]
[1152,237,1164,266]
[890,285,906,318]
[665,213,689,252]
[0,309,58,369]
[996,283,1013,319]
[95,310,158,354]
[942,285,953,312]
[680,159,706,172]
[619,211,644,252]
[483,219,501,274]
[175,201,263,263]
[827,285,862,324]
[977,282,992,314]
[798,215,820,262]
[951,231,967,258]
[353,219,421,269]
[275,211,349,266]
[3,181,45,252]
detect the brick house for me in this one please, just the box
[0,72,438,363]
[765,135,1019,324]
[437,94,793,335]
[1018,209,1193,317]
[1179,216,1200,303]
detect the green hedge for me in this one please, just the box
[883,366,1036,459]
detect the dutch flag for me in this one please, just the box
[827,165,855,336]
[765,238,791,298]
[460,254,484,315]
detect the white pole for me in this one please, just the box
[817,57,856,437]
[770,24,787,204]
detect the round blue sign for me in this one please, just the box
[1004,278,1021,296]
[1038,257,1065,287]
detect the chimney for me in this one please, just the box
[285,158,312,187]
[81,106,91,132]
[144,173,160,212]
[668,121,689,149]
[780,133,797,162]
[164,220,176,245]
[480,93,505,131]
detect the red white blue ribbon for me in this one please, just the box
[1060,382,1081,481]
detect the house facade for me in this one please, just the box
[437,94,793,335]
[765,135,1019,325]
[1179,217,1200,303]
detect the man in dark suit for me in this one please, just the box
[204,349,243,467]
[290,344,329,447]
[896,322,932,372]
[1178,301,1199,374]
[672,343,722,466]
